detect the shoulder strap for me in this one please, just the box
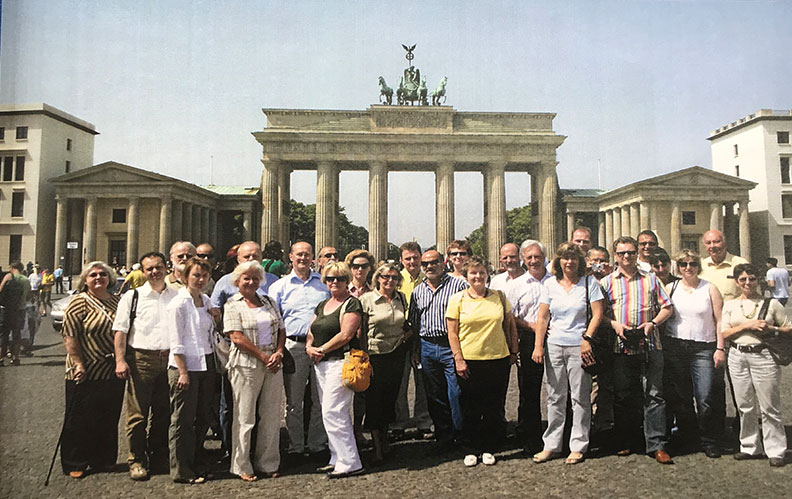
[585,275,592,322]
[670,279,680,297]
[129,289,139,333]
[264,260,274,272]
[758,298,773,321]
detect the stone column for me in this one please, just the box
[612,207,621,240]
[486,161,507,264]
[567,211,576,240]
[192,205,201,243]
[630,203,640,237]
[261,159,280,244]
[242,208,252,241]
[539,164,558,251]
[208,209,217,248]
[724,202,737,254]
[738,200,751,260]
[84,197,97,264]
[621,205,631,237]
[639,201,650,231]
[183,202,193,242]
[435,162,455,255]
[158,196,172,254]
[171,199,183,243]
[201,206,210,244]
[126,197,139,268]
[598,212,606,247]
[368,161,388,261]
[605,210,614,251]
[278,165,292,245]
[709,202,722,232]
[54,196,67,269]
[315,161,337,251]
[482,171,490,258]
[670,202,682,256]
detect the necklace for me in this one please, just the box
[739,299,760,319]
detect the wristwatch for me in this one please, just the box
[318,346,325,354]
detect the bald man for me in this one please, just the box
[700,229,748,302]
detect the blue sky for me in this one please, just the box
[1,0,790,247]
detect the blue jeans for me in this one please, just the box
[663,337,723,448]
[419,338,462,443]
[612,350,668,453]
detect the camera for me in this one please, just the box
[590,262,604,273]
[623,328,644,348]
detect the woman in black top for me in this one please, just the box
[306,262,364,478]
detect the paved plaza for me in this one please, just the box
[3,299,792,498]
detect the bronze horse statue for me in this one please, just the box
[378,76,393,105]
[431,76,447,106]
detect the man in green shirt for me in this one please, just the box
[0,261,31,365]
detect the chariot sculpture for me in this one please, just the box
[378,44,447,106]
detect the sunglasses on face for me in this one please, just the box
[652,262,669,269]
[196,253,214,259]
[325,275,348,283]
[615,250,637,257]
[350,263,370,270]
[448,251,468,257]
[737,276,758,283]
[379,274,400,281]
[638,241,657,247]
[322,252,338,259]
[421,260,442,267]
[88,272,108,278]
[677,261,700,268]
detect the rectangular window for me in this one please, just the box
[733,144,739,156]
[9,235,22,264]
[2,157,12,181]
[11,192,24,217]
[65,160,71,173]
[779,131,790,144]
[735,165,740,177]
[682,211,696,225]
[16,126,28,140]
[109,239,126,268]
[0,127,4,141]
[112,208,126,223]
[782,157,791,184]
[66,138,72,151]
[15,157,24,181]
[785,236,792,266]
[783,195,792,219]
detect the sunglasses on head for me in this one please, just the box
[325,275,348,283]
[421,260,442,267]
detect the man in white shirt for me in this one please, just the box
[489,242,525,304]
[766,257,790,306]
[114,251,179,481]
[636,230,659,273]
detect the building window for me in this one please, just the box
[2,157,12,181]
[682,211,696,225]
[11,192,24,217]
[16,127,28,140]
[9,235,22,263]
[0,127,4,141]
[783,195,792,219]
[733,144,739,156]
[65,160,71,173]
[681,239,699,251]
[735,165,740,177]
[785,236,792,265]
[15,157,24,181]
[779,131,790,144]
[66,138,72,151]
[109,239,126,267]
[112,208,126,223]
[782,157,791,184]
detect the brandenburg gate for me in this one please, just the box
[254,105,565,262]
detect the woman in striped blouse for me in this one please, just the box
[60,261,123,479]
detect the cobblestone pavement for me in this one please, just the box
[3,302,792,498]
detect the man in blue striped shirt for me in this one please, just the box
[408,249,469,452]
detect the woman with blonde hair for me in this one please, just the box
[344,249,375,298]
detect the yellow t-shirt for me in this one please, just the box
[446,290,510,360]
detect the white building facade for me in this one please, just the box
[0,104,97,267]
[709,109,792,267]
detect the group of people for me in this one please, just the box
[0,262,55,364]
[55,226,791,485]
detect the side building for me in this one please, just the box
[0,103,97,266]
[709,109,792,267]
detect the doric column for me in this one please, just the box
[54,196,67,269]
[261,159,280,244]
[598,212,606,247]
[670,202,682,256]
[724,202,737,254]
[486,161,507,264]
[612,207,622,240]
[621,205,631,237]
[159,196,172,254]
[540,163,558,251]
[482,170,490,257]
[126,197,139,268]
[208,209,217,248]
[368,161,388,261]
[171,199,183,243]
[710,202,723,232]
[242,208,252,241]
[435,162,455,255]
[738,200,751,260]
[567,210,576,240]
[315,161,337,251]
[278,165,292,245]
[192,205,201,243]
[640,201,650,231]
[200,206,210,243]
[182,202,193,242]
[605,209,614,251]
[630,203,640,237]
[84,197,97,264]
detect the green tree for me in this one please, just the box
[288,200,369,256]
[465,205,533,256]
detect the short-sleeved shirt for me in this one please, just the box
[445,289,510,360]
[489,270,526,306]
[360,290,408,355]
[311,296,362,360]
[510,271,551,324]
[223,293,284,369]
[722,298,791,346]
[766,267,790,299]
[409,274,469,339]
[398,269,424,307]
[701,253,748,302]
[210,271,278,309]
[540,275,604,347]
[62,292,120,381]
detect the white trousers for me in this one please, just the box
[542,343,592,453]
[314,358,362,473]
[728,348,787,459]
[283,339,327,453]
[229,364,283,475]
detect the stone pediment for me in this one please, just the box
[51,161,175,185]
[639,166,756,189]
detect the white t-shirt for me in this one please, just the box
[254,307,273,346]
[666,279,717,342]
[540,275,604,347]
[766,267,790,299]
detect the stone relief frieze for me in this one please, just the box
[372,111,451,129]
[260,140,554,159]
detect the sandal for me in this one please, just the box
[240,473,258,482]
[174,475,207,484]
[532,450,559,464]
[565,452,585,465]
[69,470,85,479]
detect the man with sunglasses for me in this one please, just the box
[700,229,748,302]
[636,230,659,273]
[407,249,468,453]
[600,236,674,464]
[316,246,340,270]
[166,241,196,290]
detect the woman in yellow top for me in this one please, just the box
[446,256,518,467]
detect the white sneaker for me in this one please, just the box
[481,452,496,465]
[463,454,478,467]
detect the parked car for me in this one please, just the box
[50,278,126,331]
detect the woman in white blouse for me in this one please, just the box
[223,261,286,481]
[168,257,218,484]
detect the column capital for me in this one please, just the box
[486,160,507,172]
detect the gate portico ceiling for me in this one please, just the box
[254,106,565,263]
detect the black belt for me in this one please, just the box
[731,343,767,353]
[288,336,307,343]
[420,335,450,347]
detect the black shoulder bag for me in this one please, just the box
[583,275,614,375]
[759,298,792,366]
